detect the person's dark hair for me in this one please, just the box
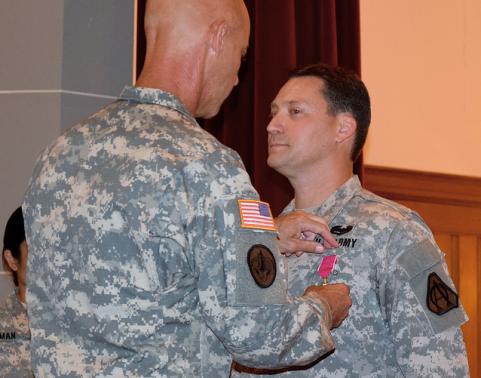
[2,206,25,286]
[289,63,371,161]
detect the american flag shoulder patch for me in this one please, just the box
[238,199,276,231]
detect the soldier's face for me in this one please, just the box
[267,76,339,178]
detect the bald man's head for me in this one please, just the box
[137,0,250,118]
[144,0,246,33]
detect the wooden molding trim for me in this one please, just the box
[364,165,481,208]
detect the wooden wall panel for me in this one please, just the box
[365,165,481,378]
[401,201,481,234]
[459,235,479,378]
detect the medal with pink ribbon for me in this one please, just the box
[318,255,337,285]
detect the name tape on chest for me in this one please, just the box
[0,331,16,340]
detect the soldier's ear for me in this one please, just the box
[207,19,228,55]
[336,113,356,144]
[3,249,18,272]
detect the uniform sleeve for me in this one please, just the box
[190,193,335,369]
[381,234,470,377]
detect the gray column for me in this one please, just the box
[0,0,134,294]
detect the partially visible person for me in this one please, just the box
[22,1,352,377]
[234,64,469,377]
[0,206,32,378]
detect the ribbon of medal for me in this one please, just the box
[318,255,337,285]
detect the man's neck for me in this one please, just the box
[290,160,353,210]
[135,41,204,116]
[136,69,202,116]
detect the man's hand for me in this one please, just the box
[275,211,339,256]
[303,283,351,329]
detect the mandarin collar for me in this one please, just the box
[284,175,362,225]
[119,86,196,123]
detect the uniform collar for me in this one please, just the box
[284,175,362,225]
[119,86,196,123]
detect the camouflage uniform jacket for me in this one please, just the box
[235,175,469,377]
[0,289,32,377]
[23,86,335,378]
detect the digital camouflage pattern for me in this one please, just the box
[234,176,469,377]
[0,290,32,377]
[23,86,335,377]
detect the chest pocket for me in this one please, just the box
[221,198,287,307]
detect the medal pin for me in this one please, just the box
[318,255,337,285]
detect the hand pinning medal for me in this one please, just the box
[318,255,337,285]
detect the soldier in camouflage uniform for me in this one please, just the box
[22,1,352,377]
[1,207,32,377]
[233,64,470,377]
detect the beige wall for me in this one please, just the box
[360,0,481,178]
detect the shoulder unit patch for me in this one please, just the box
[247,244,277,288]
[426,272,459,315]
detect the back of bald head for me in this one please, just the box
[137,0,249,115]
[144,0,246,44]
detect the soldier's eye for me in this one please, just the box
[289,108,301,116]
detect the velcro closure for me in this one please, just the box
[397,239,440,279]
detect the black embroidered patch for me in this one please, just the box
[330,225,353,235]
[427,272,459,315]
[247,244,276,288]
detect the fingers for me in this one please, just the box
[311,283,350,296]
[275,211,339,256]
[302,231,339,249]
[294,212,331,236]
[279,239,326,256]
[303,283,352,329]
[327,284,351,328]
[315,229,339,249]
[276,211,330,237]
